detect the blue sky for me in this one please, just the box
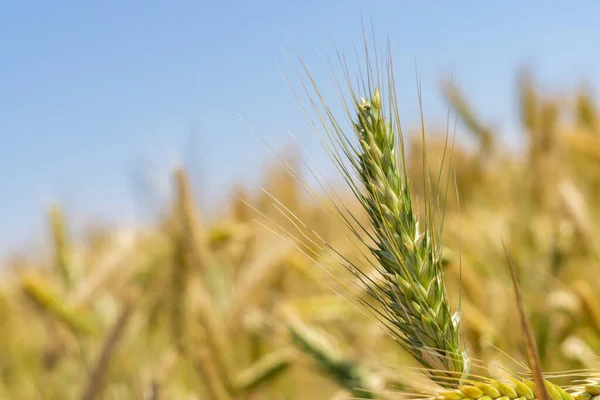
[1,1,600,255]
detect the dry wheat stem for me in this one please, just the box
[78,302,134,400]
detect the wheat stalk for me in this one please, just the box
[195,347,234,400]
[78,302,134,400]
[285,310,377,398]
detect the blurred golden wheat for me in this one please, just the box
[2,44,600,400]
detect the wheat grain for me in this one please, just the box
[434,378,573,400]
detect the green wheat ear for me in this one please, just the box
[346,88,469,385]
[281,38,471,386]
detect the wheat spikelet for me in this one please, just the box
[565,132,600,164]
[21,274,98,336]
[519,71,562,211]
[302,81,469,384]
[349,88,467,381]
[170,200,191,354]
[575,89,598,133]
[520,69,541,135]
[49,205,76,290]
[441,79,494,157]
[572,281,600,335]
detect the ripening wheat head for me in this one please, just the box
[344,88,468,384]
[279,38,470,386]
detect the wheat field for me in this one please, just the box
[1,33,600,400]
